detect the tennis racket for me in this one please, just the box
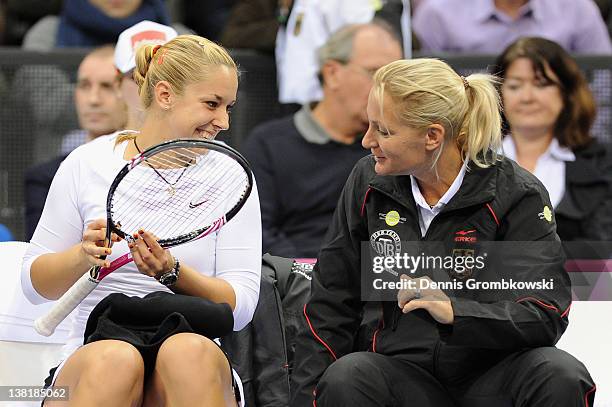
[34,138,253,336]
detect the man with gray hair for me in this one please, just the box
[243,22,402,258]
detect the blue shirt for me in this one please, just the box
[0,224,14,242]
[414,0,612,54]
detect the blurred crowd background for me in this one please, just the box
[1,0,611,253]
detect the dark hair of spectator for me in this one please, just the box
[495,37,596,149]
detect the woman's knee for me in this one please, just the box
[76,341,145,390]
[316,352,454,407]
[156,333,228,378]
[532,347,594,387]
[316,353,411,406]
[49,340,144,405]
[318,352,384,388]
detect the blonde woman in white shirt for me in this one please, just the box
[23,35,261,407]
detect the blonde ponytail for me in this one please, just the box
[461,74,502,167]
[132,43,157,98]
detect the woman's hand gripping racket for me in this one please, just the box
[34,139,253,336]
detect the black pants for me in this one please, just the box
[316,348,595,407]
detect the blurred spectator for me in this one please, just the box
[594,0,612,37]
[276,0,378,105]
[220,0,288,54]
[2,0,62,45]
[414,0,612,54]
[0,0,6,45]
[24,45,127,239]
[496,37,612,241]
[114,20,177,130]
[373,0,413,54]
[276,0,411,105]
[0,224,13,242]
[244,22,402,258]
[22,0,172,50]
[178,0,237,42]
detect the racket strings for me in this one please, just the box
[159,168,247,239]
[115,166,229,234]
[110,147,249,242]
[157,161,247,231]
[113,165,173,234]
[114,165,245,240]
[115,148,213,217]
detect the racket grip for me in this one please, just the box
[34,270,99,337]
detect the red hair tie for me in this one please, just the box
[151,45,161,57]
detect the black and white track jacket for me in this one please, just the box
[290,155,572,406]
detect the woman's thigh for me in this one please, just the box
[44,340,145,406]
[142,333,237,407]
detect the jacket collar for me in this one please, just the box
[369,159,498,212]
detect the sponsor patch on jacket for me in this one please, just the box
[370,230,401,276]
[378,210,406,226]
[454,229,477,242]
[538,206,553,222]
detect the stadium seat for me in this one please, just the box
[0,242,69,407]
[0,242,610,406]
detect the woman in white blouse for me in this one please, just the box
[23,35,261,406]
[497,36,612,241]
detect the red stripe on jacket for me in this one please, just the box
[303,304,337,360]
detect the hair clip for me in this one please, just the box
[151,45,161,59]
[460,75,470,90]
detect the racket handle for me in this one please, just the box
[34,270,100,337]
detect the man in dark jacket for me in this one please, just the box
[243,21,402,258]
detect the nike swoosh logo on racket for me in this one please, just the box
[189,199,208,209]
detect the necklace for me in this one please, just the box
[134,138,188,197]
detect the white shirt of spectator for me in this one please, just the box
[276,0,374,105]
[276,0,412,104]
[503,136,575,208]
[276,0,412,105]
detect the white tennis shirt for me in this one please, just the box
[21,133,262,360]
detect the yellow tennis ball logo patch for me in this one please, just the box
[538,206,553,222]
[385,210,401,226]
[543,206,552,222]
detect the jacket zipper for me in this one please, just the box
[369,186,455,331]
[369,186,421,332]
